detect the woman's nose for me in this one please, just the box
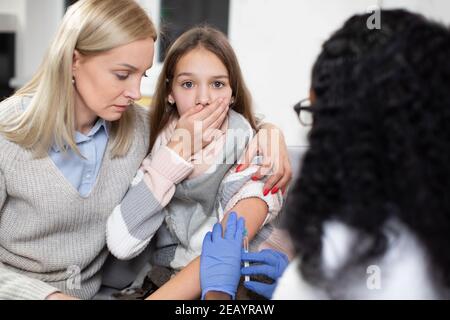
[125,81,142,101]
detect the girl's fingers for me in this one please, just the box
[183,104,204,117]
[202,99,223,123]
[207,103,228,131]
[183,98,221,125]
[201,98,228,127]
[202,108,227,145]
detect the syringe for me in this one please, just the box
[243,228,249,282]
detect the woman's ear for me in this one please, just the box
[72,50,81,73]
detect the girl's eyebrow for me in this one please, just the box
[176,72,229,79]
[176,72,196,79]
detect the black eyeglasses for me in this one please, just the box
[293,98,313,126]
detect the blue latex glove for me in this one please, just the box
[241,249,289,299]
[200,212,245,299]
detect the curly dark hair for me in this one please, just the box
[284,9,450,289]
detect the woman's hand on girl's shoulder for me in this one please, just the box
[237,123,292,195]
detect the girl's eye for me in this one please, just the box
[115,73,129,81]
[182,81,194,89]
[212,81,225,88]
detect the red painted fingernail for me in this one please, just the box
[236,165,243,172]
[252,176,259,181]
[263,189,270,196]
[271,187,279,194]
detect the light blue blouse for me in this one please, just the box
[48,119,109,197]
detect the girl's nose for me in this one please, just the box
[195,87,211,106]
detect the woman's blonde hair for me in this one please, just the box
[0,0,157,157]
[149,26,256,152]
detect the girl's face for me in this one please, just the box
[169,47,233,116]
[72,38,155,123]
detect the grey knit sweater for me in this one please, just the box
[0,96,150,300]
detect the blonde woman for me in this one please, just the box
[0,0,291,300]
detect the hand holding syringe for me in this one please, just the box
[241,248,290,299]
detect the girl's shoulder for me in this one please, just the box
[227,109,254,134]
[226,110,255,149]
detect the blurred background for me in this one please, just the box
[1,0,449,147]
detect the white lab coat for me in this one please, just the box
[273,219,446,299]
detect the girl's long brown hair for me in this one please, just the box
[149,26,256,152]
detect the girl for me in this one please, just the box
[107,26,290,299]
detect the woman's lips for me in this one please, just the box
[114,105,128,111]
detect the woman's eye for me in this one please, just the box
[212,81,225,88]
[182,81,194,89]
[115,73,129,80]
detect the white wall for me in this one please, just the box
[0,0,64,88]
[135,0,163,97]
[0,0,26,83]
[19,0,64,87]
[0,0,156,92]
[229,0,381,146]
[228,0,450,146]
[383,0,450,24]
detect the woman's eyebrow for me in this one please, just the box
[117,63,138,71]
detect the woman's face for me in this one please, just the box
[169,47,233,116]
[72,38,155,123]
